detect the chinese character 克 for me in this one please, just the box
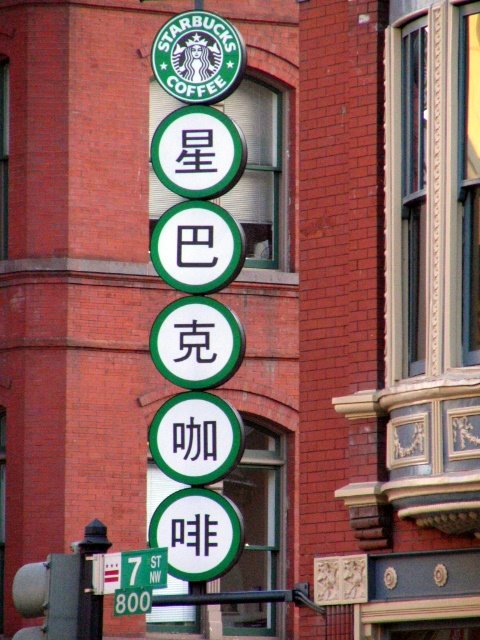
[171,513,219,556]
[175,129,218,173]
[177,225,219,268]
[173,319,217,363]
[173,417,217,461]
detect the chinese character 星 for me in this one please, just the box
[175,129,218,173]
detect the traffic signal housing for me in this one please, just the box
[12,553,80,639]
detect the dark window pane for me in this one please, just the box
[403,26,427,195]
[223,467,276,547]
[405,200,427,375]
[464,188,480,356]
[221,549,276,631]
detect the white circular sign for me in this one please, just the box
[150,201,245,294]
[149,296,245,390]
[149,488,244,582]
[150,106,247,199]
[149,392,244,485]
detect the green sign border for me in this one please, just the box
[149,296,246,390]
[150,200,246,294]
[148,487,244,582]
[150,105,247,200]
[149,391,245,485]
[151,10,247,105]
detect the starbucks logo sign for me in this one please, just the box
[151,11,247,104]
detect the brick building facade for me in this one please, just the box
[299,1,480,639]
[0,1,299,638]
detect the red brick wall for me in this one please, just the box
[298,1,387,637]
[298,2,480,638]
[0,1,298,636]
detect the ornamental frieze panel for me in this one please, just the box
[314,555,368,606]
[448,408,480,461]
[387,413,429,470]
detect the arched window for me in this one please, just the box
[221,421,284,636]
[146,420,286,637]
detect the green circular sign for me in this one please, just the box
[149,487,244,581]
[149,296,246,390]
[151,10,247,105]
[150,106,247,200]
[150,201,245,294]
[149,392,245,485]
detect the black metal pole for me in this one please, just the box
[77,519,112,640]
[153,589,295,606]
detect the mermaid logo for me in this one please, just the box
[151,11,247,105]
[172,32,222,84]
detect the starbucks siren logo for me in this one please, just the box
[151,11,247,105]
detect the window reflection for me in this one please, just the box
[465,14,480,180]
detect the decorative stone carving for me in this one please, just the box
[384,566,397,590]
[387,413,429,470]
[415,509,480,536]
[314,555,368,606]
[433,563,448,587]
[450,414,480,455]
[393,421,424,459]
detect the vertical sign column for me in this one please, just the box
[147,10,249,583]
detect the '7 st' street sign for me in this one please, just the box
[92,547,168,595]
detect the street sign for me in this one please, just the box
[94,548,168,595]
[114,587,153,617]
[149,296,245,390]
[150,200,245,294]
[151,10,247,105]
[151,105,247,200]
[149,391,245,485]
[148,487,244,582]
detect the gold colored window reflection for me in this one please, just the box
[465,14,480,180]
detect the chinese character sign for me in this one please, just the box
[150,200,245,294]
[148,488,244,582]
[149,296,245,390]
[148,10,248,585]
[149,392,245,485]
[150,105,247,199]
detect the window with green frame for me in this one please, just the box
[0,60,8,260]
[149,77,284,269]
[401,18,428,377]
[221,423,284,636]
[146,421,285,636]
[461,5,480,365]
